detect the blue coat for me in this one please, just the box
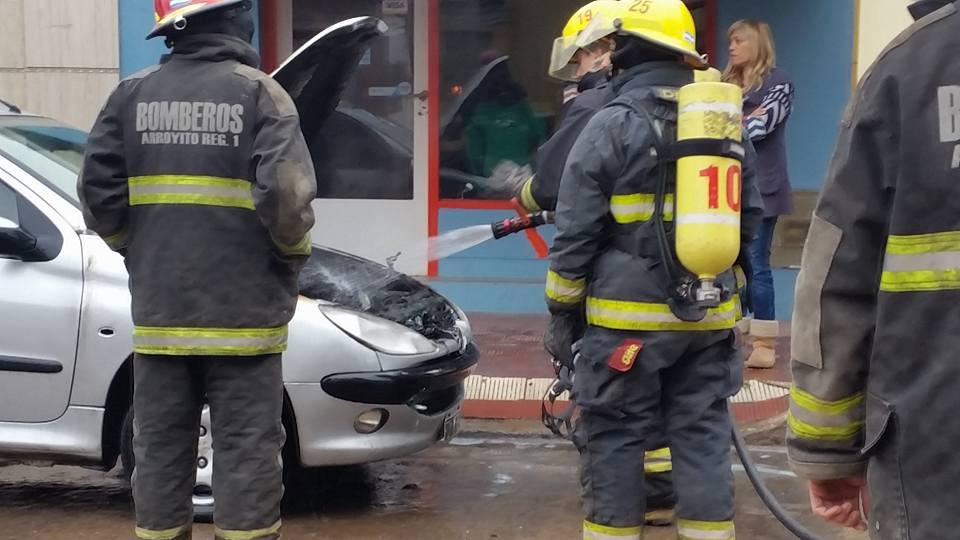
[743,67,795,217]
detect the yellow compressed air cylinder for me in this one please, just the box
[675,82,743,296]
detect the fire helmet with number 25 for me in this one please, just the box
[551,0,706,81]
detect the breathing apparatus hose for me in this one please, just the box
[731,421,822,540]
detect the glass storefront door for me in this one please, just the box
[291,0,430,274]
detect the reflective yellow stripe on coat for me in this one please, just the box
[610,193,674,224]
[133,326,288,356]
[586,297,737,331]
[519,176,542,212]
[881,231,960,292]
[129,175,255,210]
[546,270,587,304]
[103,229,128,250]
[788,386,865,442]
[274,233,312,257]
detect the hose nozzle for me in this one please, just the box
[491,211,554,239]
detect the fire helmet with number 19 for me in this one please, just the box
[548,1,625,81]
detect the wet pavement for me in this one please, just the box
[0,434,866,540]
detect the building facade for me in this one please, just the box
[0,0,920,316]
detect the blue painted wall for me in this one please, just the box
[118,0,260,77]
[715,0,854,191]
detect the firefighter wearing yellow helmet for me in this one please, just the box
[513,1,619,214]
[543,0,764,538]
[525,1,679,528]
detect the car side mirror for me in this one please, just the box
[0,216,38,258]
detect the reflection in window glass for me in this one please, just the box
[438,0,709,200]
[0,118,85,208]
[292,0,414,200]
[0,182,18,225]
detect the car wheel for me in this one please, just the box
[120,404,216,523]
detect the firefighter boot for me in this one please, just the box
[746,319,778,369]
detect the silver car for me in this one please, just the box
[0,17,477,518]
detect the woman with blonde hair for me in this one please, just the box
[723,19,795,369]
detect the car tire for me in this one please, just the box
[119,405,216,523]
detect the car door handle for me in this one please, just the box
[98,327,115,337]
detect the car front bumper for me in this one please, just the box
[287,344,478,467]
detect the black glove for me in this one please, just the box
[544,311,585,369]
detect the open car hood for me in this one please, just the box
[271,16,387,143]
[440,55,509,138]
[299,246,459,342]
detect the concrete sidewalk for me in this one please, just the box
[463,313,792,427]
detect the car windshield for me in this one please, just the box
[0,117,86,208]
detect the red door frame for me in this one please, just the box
[704,0,719,64]
[259,0,281,73]
[427,0,441,276]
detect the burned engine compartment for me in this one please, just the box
[299,247,458,341]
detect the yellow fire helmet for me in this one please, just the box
[618,0,706,68]
[553,0,708,75]
[548,1,624,81]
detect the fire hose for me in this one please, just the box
[541,367,821,540]
[732,422,821,540]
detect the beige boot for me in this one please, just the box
[746,319,779,369]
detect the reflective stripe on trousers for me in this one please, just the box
[136,524,191,540]
[788,385,865,442]
[677,519,735,539]
[644,447,672,474]
[215,520,282,540]
[586,298,738,331]
[610,193,675,224]
[133,326,288,356]
[881,230,960,292]
[583,521,642,540]
[129,175,255,210]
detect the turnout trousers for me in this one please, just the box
[573,327,741,540]
[131,353,285,540]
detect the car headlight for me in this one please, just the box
[321,306,438,355]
